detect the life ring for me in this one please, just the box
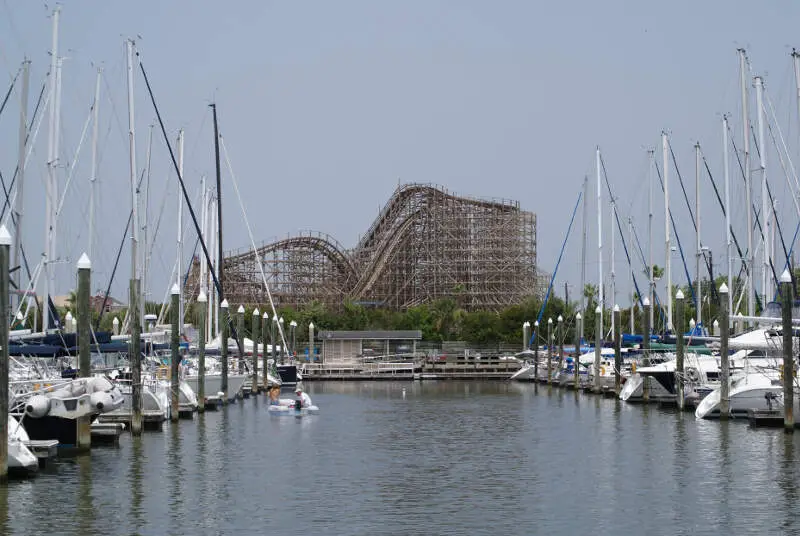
[686,367,701,383]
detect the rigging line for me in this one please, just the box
[653,159,696,302]
[0,64,20,118]
[54,102,93,219]
[529,188,581,346]
[764,87,800,200]
[598,153,644,307]
[667,140,696,231]
[137,55,244,357]
[220,134,290,353]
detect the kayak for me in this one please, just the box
[268,404,320,416]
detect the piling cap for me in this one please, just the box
[719,282,729,294]
[77,253,91,270]
[220,299,229,309]
[65,311,73,320]
[15,311,23,320]
[534,320,539,327]
[0,224,11,246]
[279,316,284,323]
[713,319,719,327]
[197,289,207,303]
[113,317,119,325]
[272,315,278,323]
[643,297,650,306]
[253,308,260,316]
[557,315,563,322]
[595,305,601,313]
[675,289,684,300]
[290,320,297,327]
[576,312,581,320]
[309,321,314,329]
[237,305,245,313]
[547,317,553,324]
[263,311,269,319]
[613,304,620,312]
[171,283,179,295]
[689,318,696,328]
[780,269,792,284]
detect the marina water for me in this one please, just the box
[2,381,799,535]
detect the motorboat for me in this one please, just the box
[22,376,124,446]
[267,402,319,416]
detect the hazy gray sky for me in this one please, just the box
[1,1,800,309]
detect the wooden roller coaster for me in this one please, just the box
[186,183,539,312]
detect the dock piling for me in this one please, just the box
[0,226,11,481]
[237,305,245,374]
[593,305,601,393]
[675,290,685,411]
[642,298,651,402]
[262,312,269,390]
[197,290,207,412]
[131,278,143,435]
[574,313,581,390]
[309,321,315,368]
[719,283,730,419]
[220,299,229,403]
[780,270,794,431]
[77,253,92,450]
[170,284,180,422]
[533,320,539,381]
[546,318,553,385]
[252,308,260,394]
[613,305,621,395]
[556,316,564,383]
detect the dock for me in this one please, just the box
[23,439,59,468]
[91,422,125,445]
[98,410,166,431]
[302,357,521,381]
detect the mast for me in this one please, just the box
[142,124,153,326]
[88,68,101,263]
[177,129,185,336]
[663,131,672,332]
[580,175,588,342]
[723,115,733,315]
[200,176,208,342]
[695,142,702,327]
[739,48,755,319]
[596,147,603,336]
[13,59,30,307]
[793,50,800,213]
[212,104,224,304]
[648,149,655,332]
[628,216,635,333]
[755,75,769,300]
[610,199,616,336]
[44,6,60,331]
[209,194,217,338]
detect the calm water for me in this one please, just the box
[2,381,800,535]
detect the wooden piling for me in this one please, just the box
[220,299,229,403]
[170,284,180,422]
[642,298,651,402]
[76,254,92,450]
[237,305,245,375]
[533,320,539,381]
[546,318,553,385]
[593,305,602,393]
[675,290,685,411]
[197,290,207,412]
[262,312,269,390]
[780,270,794,431]
[556,316,564,383]
[130,278,143,435]
[0,226,11,481]
[719,283,730,419]
[252,308,260,394]
[613,305,621,396]
[272,316,278,366]
[309,321,315,366]
[574,313,581,390]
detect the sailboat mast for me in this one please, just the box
[663,131,672,332]
[177,129,185,336]
[200,176,208,342]
[142,124,153,326]
[610,199,616,336]
[647,149,655,332]
[44,7,60,331]
[596,147,603,336]
[695,142,702,327]
[755,75,769,300]
[88,68,101,264]
[580,175,588,342]
[126,39,140,299]
[212,104,224,303]
[723,115,733,315]
[793,50,800,213]
[739,48,754,320]
[629,216,635,333]
[13,59,30,307]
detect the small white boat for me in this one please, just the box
[268,404,320,416]
[8,416,38,474]
[24,376,124,419]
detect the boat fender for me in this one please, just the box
[90,391,114,412]
[25,395,51,418]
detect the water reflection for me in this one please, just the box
[76,454,93,535]
[0,477,7,535]
[128,436,144,534]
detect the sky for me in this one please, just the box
[1,0,800,310]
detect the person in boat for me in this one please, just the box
[294,387,312,409]
[268,386,281,405]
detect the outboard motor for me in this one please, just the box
[25,395,51,418]
[90,391,114,412]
